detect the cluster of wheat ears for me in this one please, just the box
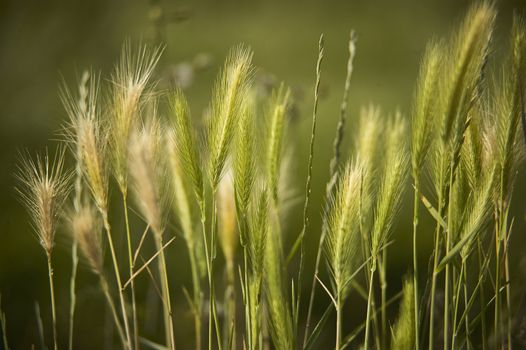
[5,2,526,349]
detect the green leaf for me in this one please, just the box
[420,192,447,230]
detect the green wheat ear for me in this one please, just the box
[109,42,163,194]
[355,104,384,217]
[324,160,362,301]
[170,88,205,210]
[438,2,495,143]
[129,112,169,237]
[234,91,256,229]
[370,114,408,259]
[391,277,415,350]
[493,14,526,199]
[266,83,291,204]
[208,46,254,190]
[411,40,441,174]
[264,205,294,350]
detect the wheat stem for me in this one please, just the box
[188,241,202,350]
[477,238,488,350]
[287,34,324,264]
[304,31,356,348]
[155,234,176,350]
[444,166,455,350]
[494,168,504,346]
[463,261,472,350]
[122,194,139,350]
[428,218,442,350]
[364,266,376,350]
[100,274,127,349]
[335,294,342,350]
[429,156,445,350]
[504,247,512,350]
[412,175,421,350]
[68,239,78,350]
[47,254,58,350]
[380,250,387,349]
[197,205,214,350]
[210,193,222,350]
[451,261,464,349]
[102,214,132,350]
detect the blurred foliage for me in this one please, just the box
[1,0,526,348]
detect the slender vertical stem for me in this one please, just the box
[495,167,505,347]
[188,243,202,350]
[304,32,356,348]
[295,35,324,341]
[156,235,176,350]
[364,266,376,350]
[429,219,442,350]
[443,162,457,350]
[451,263,464,350]
[429,156,445,350]
[100,275,127,349]
[198,207,213,350]
[380,250,387,350]
[412,176,421,350]
[69,141,83,350]
[477,239,488,350]
[335,296,341,350]
[102,214,132,350]
[122,194,139,350]
[495,224,501,345]
[444,241,451,350]
[210,194,222,350]
[463,261,471,350]
[504,248,512,350]
[47,254,58,350]
[68,240,78,350]
[223,261,236,349]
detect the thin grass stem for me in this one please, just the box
[364,267,376,350]
[412,176,421,350]
[304,32,355,349]
[155,234,176,350]
[335,295,342,350]
[380,250,387,350]
[100,274,127,349]
[122,194,139,350]
[68,239,78,350]
[102,214,132,350]
[47,255,58,350]
[463,261,472,350]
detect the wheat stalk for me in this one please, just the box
[15,149,72,350]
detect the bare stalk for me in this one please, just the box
[100,274,127,349]
[122,194,139,350]
[47,254,58,350]
[429,158,445,350]
[364,266,376,350]
[379,250,387,349]
[412,175,421,350]
[335,295,342,350]
[68,239,78,350]
[155,234,176,350]
[304,31,356,347]
[102,214,132,350]
[188,242,202,350]
[504,247,512,350]
[463,261,471,350]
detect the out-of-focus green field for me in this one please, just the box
[1,0,525,348]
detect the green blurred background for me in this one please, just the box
[1,0,526,348]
